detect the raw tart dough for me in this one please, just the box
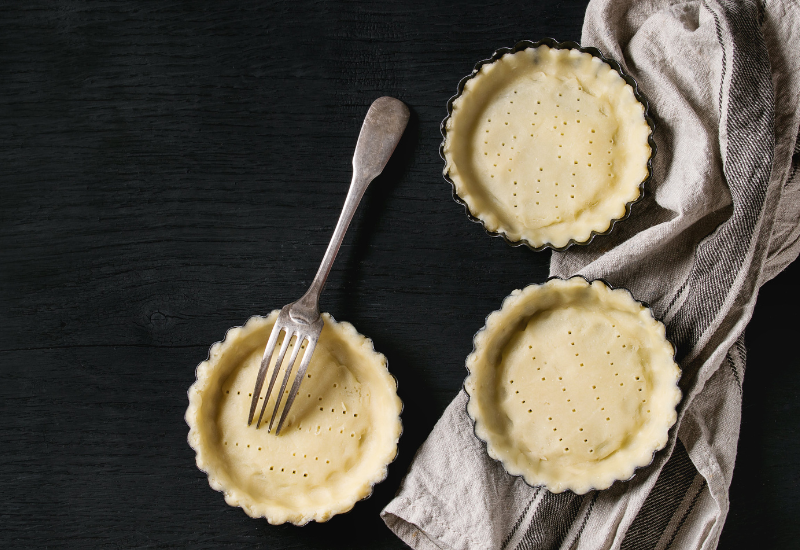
[465,278,680,494]
[443,45,652,249]
[186,312,402,525]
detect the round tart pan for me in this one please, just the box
[440,38,657,251]
[463,277,681,494]
[186,312,402,525]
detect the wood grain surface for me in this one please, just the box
[0,1,797,548]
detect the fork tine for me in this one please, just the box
[265,333,304,432]
[274,336,318,435]
[248,324,283,425]
[267,334,310,433]
[255,328,295,429]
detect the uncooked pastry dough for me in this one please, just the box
[443,45,652,248]
[465,278,680,494]
[186,313,402,524]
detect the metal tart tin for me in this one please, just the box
[463,276,681,494]
[441,38,657,252]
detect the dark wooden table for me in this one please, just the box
[1,1,797,548]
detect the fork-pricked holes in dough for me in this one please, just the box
[187,313,402,525]
[445,45,651,249]
[466,278,681,494]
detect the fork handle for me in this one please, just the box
[290,97,410,325]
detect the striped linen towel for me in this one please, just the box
[382,0,800,548]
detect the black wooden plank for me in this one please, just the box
[0,1,796,549]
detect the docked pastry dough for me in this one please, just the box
[186,313,402,525]
[465,278,680,494]
[444,45,652,248]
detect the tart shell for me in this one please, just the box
[441,38,657,251]
[185,312,403,525]
[464,277,681,494]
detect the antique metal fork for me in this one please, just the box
[248,96,409,434]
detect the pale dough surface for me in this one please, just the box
[465,278,680,494]
[186,313,402,525]
[444,45,652,248]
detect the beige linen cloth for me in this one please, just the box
[382,0,800,548]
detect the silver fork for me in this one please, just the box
[248,96,410,434]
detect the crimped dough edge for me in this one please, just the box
[443,44,651,249]
[464,277,681,494]
[185,312,402,525]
